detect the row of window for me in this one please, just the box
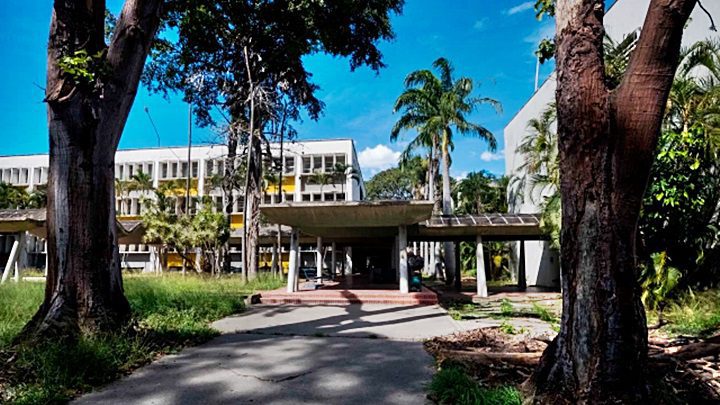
[301,154,346,174]
[116,190,348,217]
[0,167,48,186]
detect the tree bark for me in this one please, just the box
[19,0,162,340]
[244,132,262,280]
[440,132,455,285]
[527,0,697,403]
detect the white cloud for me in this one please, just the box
[480,149,505,162]
[358,144,401,173]
[473,18,488,31]
[506,1,535,15]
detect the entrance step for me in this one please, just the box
[259,288,438,305]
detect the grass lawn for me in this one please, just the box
[428,365,522,405]
[661,289,720,337]
[0,273,284,404]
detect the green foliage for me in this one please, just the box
[531,302,558,324]
[365,166,414,200]
[534,0,555,20]
[57,49,108,85]
[640,252,683,312]
[142,195,230,273]
[391,57,501,212]
[453,171,509,215]
[535,38,555,64]
[499,298,514,317]
[0,182,46,209]
[428,365,522,405]
[146,0,404,127]
[0,274,283,403]
[663,289,720,337]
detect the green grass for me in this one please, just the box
[0,273,284,404]
[662,289,720,337]
[428,365,523,405]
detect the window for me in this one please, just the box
[284,156,295,174]
[303,156,312,173]
[215,196,223,212]
[285,194,294,202]
[128,164,134,179]
[336,154,346,166]
[312,156,322,172]
[41,167,48,183]
[313,193,322,201]
[324,193,334,202]
[206,160,214,176]
[264,195,272,205]
[192,161,199,178]
[302,194,311,202]
[217,160,224,176]
[324,155,334,172]
[181,162,188,178]
[161,163,168,179]
[336,193,346,201]
[146,163,153,177]
[118,165,124,180]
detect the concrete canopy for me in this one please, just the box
[259,201,434,239]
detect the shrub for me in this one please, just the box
[428,365,522,405]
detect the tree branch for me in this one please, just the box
[103,0,163,147]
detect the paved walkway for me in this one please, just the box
[74,304,469,405]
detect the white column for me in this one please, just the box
[344,247,353,275]
[198,158,206,197]
[316,237,323,282]
[294,156,302,201]
[393,235,399,281]
[476,235,488,297]
[398,225,409,293]
[1,239,20,284]
[330,242,337,279]
[287,228,299,292]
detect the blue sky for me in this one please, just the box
[0,0,555,179]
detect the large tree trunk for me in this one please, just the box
[19,0,162,340]
[527,0,696,403]
[244,133,263,280]
[440,134,455,285]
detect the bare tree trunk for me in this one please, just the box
[222,134,238,273]
[19,0,162,340]
[527,1,697,403]
[440,134,455,285]
[245,134,262,280]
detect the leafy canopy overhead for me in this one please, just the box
[145,0,404,126]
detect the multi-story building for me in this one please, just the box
[503,0,720,288]
[0,138,365,271]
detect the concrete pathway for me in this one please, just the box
[75,304,467,405]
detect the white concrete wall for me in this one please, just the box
[504,0,720,288]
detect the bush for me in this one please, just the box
[428,365,522,405]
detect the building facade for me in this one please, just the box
[0,138,365,271]
[503,0,720,288]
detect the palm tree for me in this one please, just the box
[453,171,508,215]
[129,170,153,193]
[391,57,500,216]
[331,162,354,196]
[309,170,335,200]
[399,156,428,200]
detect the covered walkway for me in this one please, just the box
[260,201,549,299]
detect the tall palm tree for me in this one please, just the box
[391,57,500,281]
[453,171,508,215]
[391,57,500,216]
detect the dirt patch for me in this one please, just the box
[425,327,720,403]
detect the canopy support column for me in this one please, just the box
[476,235,488,297]
[330,242,337,280]
[399,225,409,293]
[287,228,299,293]
[518,240,527,291]
[316,236,323,283]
